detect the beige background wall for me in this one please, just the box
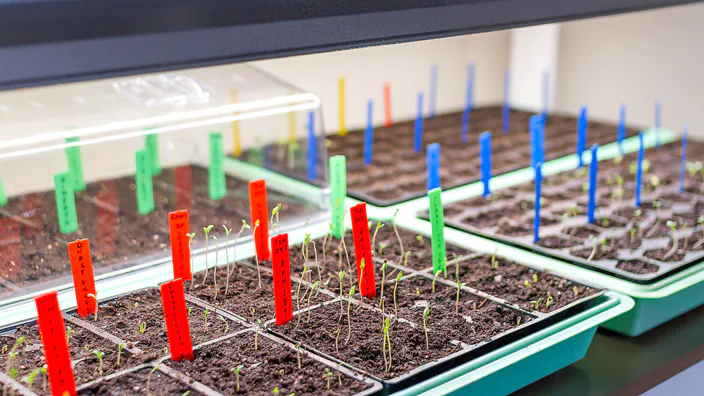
[555,3,703,137]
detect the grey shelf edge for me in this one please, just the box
[0,0,700,91]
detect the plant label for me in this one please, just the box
[65,137,86,192]
[577,106,588,168]
[462,64,475,143]
[271,233,293,325]
[618,105,626,156]
[587,144,599,223]
[169,210,192,281]
[636,133,644,208]
[209,132,227,200]
[54,172,79,234]
[232,90,242,157]
[414,92,424,153]
[384,83,393,127]
[174,165,192,210]
[364,100,373,166]
[339,77,346,136]
[680,127,688,192]
[429,64,438,118]
[145,132,162,176]
[502,71,510,133]
[530,115,545,168]
[329,155,347,239]
[160,278,194,361]
[307,111,318,181]
[534,163,543,244]
[68,239,97,318]
[428,188,447,273]
[541,71,549,119]
[426,143,440,191]
[135,149,155,215]
[480,131,492,198]
[350,203,377,298]
[0,177,6,206]
[35,291,77,396]
[248,179,271,261]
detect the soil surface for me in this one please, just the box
[78,368,199,396]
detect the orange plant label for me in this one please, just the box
[350,203,376,298]
[271,233,293,326]
[159,278,194,361]
[68,239,97,318]
[35,291,77,396]
[168,210,191,281]
[249,179,270,261]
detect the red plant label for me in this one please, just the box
[271,233,293,326]
[249,179,270,261]
[168,210,192,281]
[159,278,194,361]
[350,203,377,298]
[384,83,393,127]
[35,291,77,396]
[68,239,97,318]
[174,165,192,210]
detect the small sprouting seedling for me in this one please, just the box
[255,319,262,351]
[379,260,388,308]
[403,251,411,267]
[694,217,704,249]
[393,272,403,316]
[204,308,210,327]
[377,243,387,256]
[530,299,542,310]
[273,387,279,395]
[371,221,385,257]
[629,227,636,243]
[212,235,220,300]
[573,286,579,296]
[423,305,430,350]
[664,220,680,260]
[253,220,263,288]
[26,367,41,391]
[202,224,214,285]
[92,350,105,376]
[432,270,442,294]
[491,249,498,269]
[163,347,168,356]
[382,317,393,373]
[147,364,160,395]
[307,281,320,322]
[233,365,244,392]
[222,226,233,295]
[218,315,230,334]
[545,292,553,309]
[345,286,356,345]
[87,293,99,321]
[650,175,661,189]
[325,368,332,390]
[338,271,345,320]
[270,203,282,232]
[524,280,532,288]
[295,264,308,327]
[532,273,538,284]
[296,343,302,369]
[587,234,599,262]
[188,307,193,315]
[117,343,125,367]
[139,321,147,334]
[392,209,405,265]
[416,288,421,296]
[415,235,424,246]
[601,218,610,228]
[66,326,73,344]
[40,365,47,392]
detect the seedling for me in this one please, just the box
[222,226,233,295]
[186,232,196,290]
[523,280,532,288]
[218,315,229,334]
[338,271,345,319]
[415,235,424,246]
[371,221,385,257]
[629,228,637,243]
[87,292,99,321]
[587,235,599,262]
[377,244,387,256]
[432,270,442,293]
[26,368,41,392]
[295,265,308,327]
[694,216,704,248]
[455,279,464,315]
[545,292,553,309]
[204,308,210,327]
[212,236,220,300]
[233,365,244,392]
[163,346,168,355]
[40,366,47,392]
[117,343,125,367]
[296,343,302,369]
[665,220,680,260]
[392,210,405,265]
[253,220,263,288]
[273,387,279,395]
[381,317,393,373]
[92,350,105,376]
[201,225,214,285]
[379,260,388,308]
[325,368,332,390]
[491,249,498,269]
[255,319,262,351]
[4,337,24,383]
[403,251,411,267]
[270,203,282,232]
[307,281,320,322]
[359,259,367,298]
[345,286,356,345]
[530,299,542,310]
[66,326,74,344]
[139,321,147,334]
[147,364,160,395]
[532,273,539,283]
[423,305,430,350]
[573,286,579,296]
[393,272,403,316]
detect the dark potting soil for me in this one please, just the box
[78,367,199,396]
[168,333,372,395]
[391,275,529,345]
[69,289,241,361]
[615,260,659,274]
[643,248,687,263]
[0,323,140,395]
[276,301,460,379]
[243,106,639,206]
[372,224,469,271]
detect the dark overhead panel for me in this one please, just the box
[0,0,699,91]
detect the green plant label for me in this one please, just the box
[209,132,227,200]
[135,149,155,215]
[428,187,446,273]
[54,172,78,234]
[145,132,162,175]
[0,178,7,207]
[329,155,347,239]
[65,137,86,192]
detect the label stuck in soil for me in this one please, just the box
[350,203,377,298]
[232,90,242,157]
[329,155,347,239]
[35,291,77,396]
[428,187,447,273]
[0,177,6,206]
[307,111,318,181]
[145,132,162,175]
[54,171,79,234]
[209,132,227,200]
[135,149,155,215]
[159,278,195,361]
[426,143,440,191]
[480,131,492,197]
[65,137,86,192]
[271,233,293,325]
[169,210,192,281]
[339,77,346,136]
[384,83,393,127]
[249,179,271,261]
[68,239,97,318]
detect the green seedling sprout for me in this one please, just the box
[212,236,220,300]
[139,321,147,334]
[325,368,332,390]
[393,272,403,316]
[5,337,24,387]
[147,364,160,395]
[345,286,356,345]
[92,350,105,376]
[253,220,262,288]
[307,281,320,322]
[629,227,637,243]
[338,271,345,320]
[523,280,532,288]
[587,235,599,262]
[270,203,282,232]
[273,387,279,395]
[201,225,214,286]
[491,249,498,269]
[295,265,308,327]
[26,368,41,392]
[650,175,661,190]
[415,235,424,246]
[379,260,388,308]
[186,232,196,290]
[392,209,405,265]
[423,306,430,350]
[222,226,233,295]
[359,259,367,301]
[116,343,126,367]
[218,315,229,334]
[694,216,704,249]
[545,292,554,309]
[532,273,539,284]
[204,308,210,327]
[371,221,385,257]
[296,343,302,369]
[66,326,73,344]
[87,293,99,321]
[338,223,353,281]
[530,298,542,310]
[432,270,442,294]
[335,328,341,353]
[403,251,411,267]
[255,319,262,351]
[377,244,387,256]
[40,366,47,392]
[664,220,679,260]
[686,161,703,177]
[233,365,243,392]
[573,286,579,296]
[381,316,391,372]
